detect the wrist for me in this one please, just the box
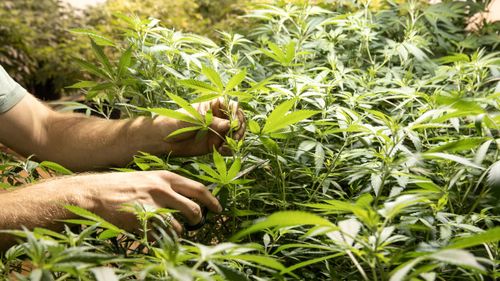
[125,116,173,157]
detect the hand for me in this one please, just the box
[74,171,222,234]
[160,97,246,156]
[466,0,500,31]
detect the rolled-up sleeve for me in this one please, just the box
[0,65,27,114]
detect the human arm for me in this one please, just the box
[0,94,245,171]
[466,0,500,31]
[0,170,221,252]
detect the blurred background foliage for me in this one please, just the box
[0,0,497,100]
[0,0,87,100]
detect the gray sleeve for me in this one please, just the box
[0,65,28,114]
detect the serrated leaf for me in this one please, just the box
[74,58,107,78]
[389,258,422,281]
[141,108,199,124]
[429,249,484,271]
[263,110,319,134]
[90,39,113,74]
[98,229,120,240]
[192,93,223,103]
[166,92,204,122]
[64,205,122,233]
[118,47,132,76]
[225,254,285,271]
[179,79,219,93]
[474,140,492,164]
[314,144,325,174]
[487,160,500,189]
[39,161,73,175]
[198,163,220,180]
[226,69,247,91]
[213,263,249,281]
[447,227,500,249]
[231,211,336,241]
[281,253,343,275]
[166,126,203,139]
[262,99,315,134]
[202,66,224,90]
[227,158,241,181]
[371,173,382,195]
[213,150,227,183]
[248,119,261,134]
[71,28,115,46]
[422,153,484,170]
[285,41,296,64]
[428,138,488,153]
[67,81,99,89]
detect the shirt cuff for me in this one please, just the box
[0,84,27,114]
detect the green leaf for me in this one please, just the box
[268,42,285,62]
[74,58,107,78]
[166,126,203,139]
[39,161,73,175]
[213,149,227,182]
[227,158,242,181]
[166,92,204,122]
[62,219,98,226]
[248,119,261,134]
[202,66,224,90]
[231,211,336,241]
[98,229,120,240]
[141,108,199,124]
[429,249,484,271]
[487,161,500,190]
[427,138,488,153]
[64,205,123,233]
[422,153,484,170]
[213,263,249,281]
[285,41,297,64]
[281,253,343,274]
[314,144,325,174]
[226,69,247,91]
[390,258,422,281]
[70,28,115,46]
[118,47,133,76]
[447,227,500,249]
[225,254,285,271]
[263,107,319,134]
[262,99,295,133]
[198,163,220,180]
[67,81,99,89]
[205,109,213,125]
[179,79,219,93]
[192,93,223,103]
[90,39,113,74]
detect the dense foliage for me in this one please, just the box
[2,1,500,280]
[0,0,87,100]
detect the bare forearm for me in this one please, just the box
[0,179,83,251]
[41,112,171,171]
[0,94,174,171]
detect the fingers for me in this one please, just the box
[210,97,239,120]
[169,217,183,234]
[158,190,205,225]
[163,172,222,214]
[466,12,484,32]
[233,108,246,141]
[210,116,231,135]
